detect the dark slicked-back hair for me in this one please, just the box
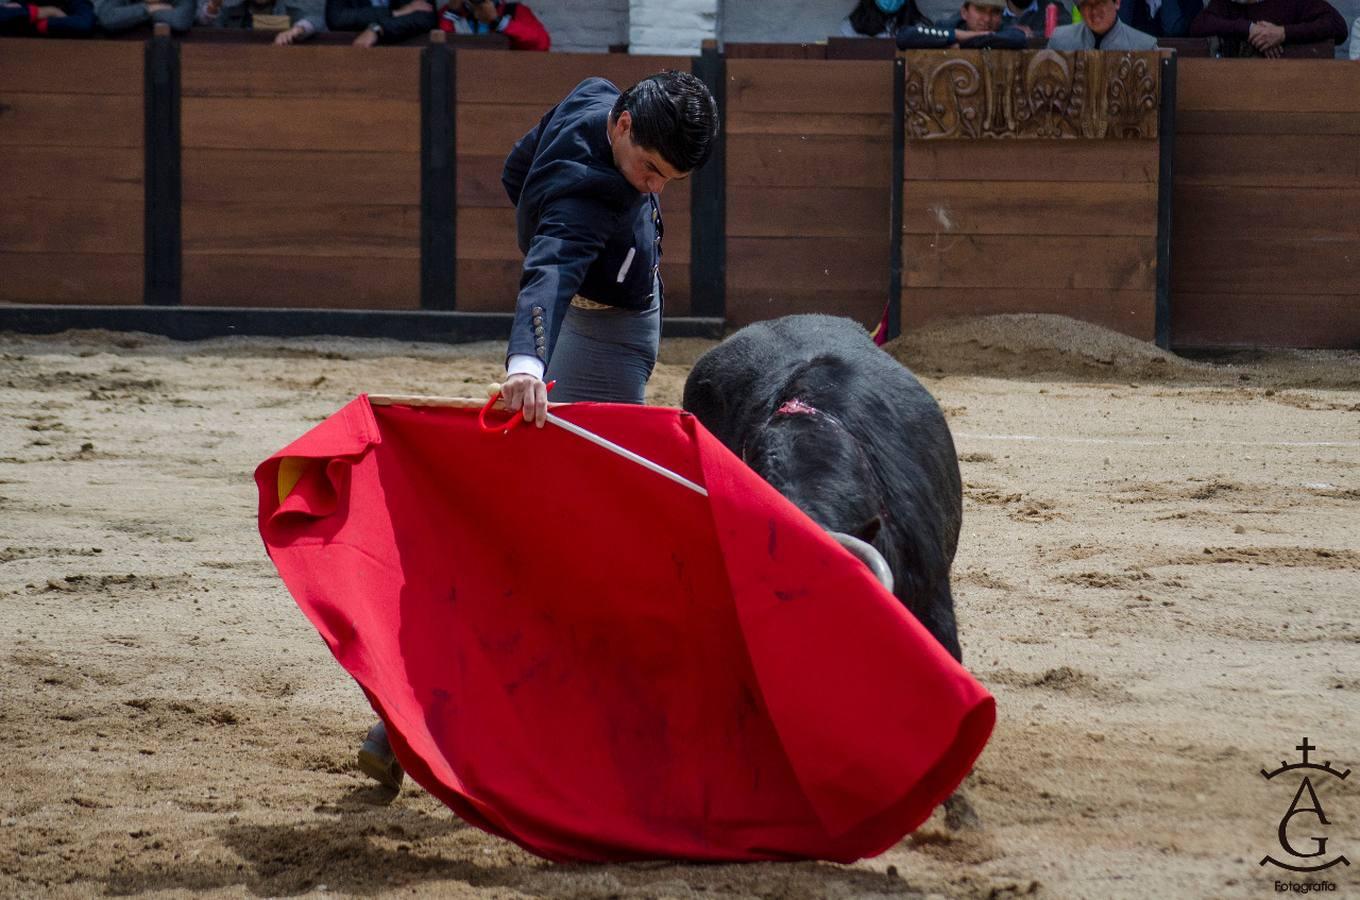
[610,70,719,174]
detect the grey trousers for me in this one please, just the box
[544,297,661,404]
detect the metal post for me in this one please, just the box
[888,55,906,342]
[690,40,726,320]
[421,31,457,310]
[1155,52,1177,351]
[144,23,181,307]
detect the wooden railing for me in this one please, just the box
[1,35,1357,349]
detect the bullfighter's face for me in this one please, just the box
[608,111,689,195]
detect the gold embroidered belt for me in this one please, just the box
[569,296,612,311]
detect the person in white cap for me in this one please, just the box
[1049,0,1158,47]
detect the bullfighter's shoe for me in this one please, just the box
[357,720,404,791]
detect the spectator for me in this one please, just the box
[0,0,94,33]
[326,0,436,45]
[1115,0,1203,36]
[198,0,325,43]
[438,0,548,49]
[896,0,1028,46]
[1002,0,1071,36]
[1049,0,1158,46]
[97,0,191,31]
[1188,0,1346,55]
[840,0,928,37]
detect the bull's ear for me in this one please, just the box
[682,378,726,425]
[854,515,882,545]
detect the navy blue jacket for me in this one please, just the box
[896,17,1027,48]
[1117,0,1202,37]
[502,78,662,366]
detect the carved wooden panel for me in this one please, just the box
[902,50,1162,140]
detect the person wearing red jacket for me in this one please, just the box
[438,0,549,50]
[0,0,94,34]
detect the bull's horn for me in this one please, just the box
[828,531,894,593]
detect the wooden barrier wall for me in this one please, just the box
[724,59,893,327]
[180,45,423,309]
[0,40,144,305]
[3,42,1359,350]
[900,51,1164,342]
[1172,59,1360,349]
[455,53,693,314]
[903,142,1160,340]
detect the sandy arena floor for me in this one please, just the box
[1,315,1357,899]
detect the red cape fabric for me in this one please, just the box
[255,396,994,863]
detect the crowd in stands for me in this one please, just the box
[0,0,548,46]
[842,0,1350,54]
[2,0,1354,58]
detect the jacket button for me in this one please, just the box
[534,326,544,337]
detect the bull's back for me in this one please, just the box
[685,315,882,446]
[683,313,965,622]
[685,315,956,478]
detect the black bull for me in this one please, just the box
[683,314,964,662]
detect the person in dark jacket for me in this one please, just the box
[496,72,719,419]
[95,0,192,32]
[840,0,928,37]
[1115,0,1203,37]
[438,0,549,49]
[355,72,720,791]
[0,0,94,33]
[198,0,326,44]
[326,0,435,45]
[1189,0,1346,55]
[897,0,1028,47]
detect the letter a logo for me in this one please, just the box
[1259,738,1351,873]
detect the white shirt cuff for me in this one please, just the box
[506,354,545,381]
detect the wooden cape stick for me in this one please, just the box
[366,393,708,496]
[369,393,514,409]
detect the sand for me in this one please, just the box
[1,314,1357,899]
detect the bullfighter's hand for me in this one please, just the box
[501,372,548,428]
